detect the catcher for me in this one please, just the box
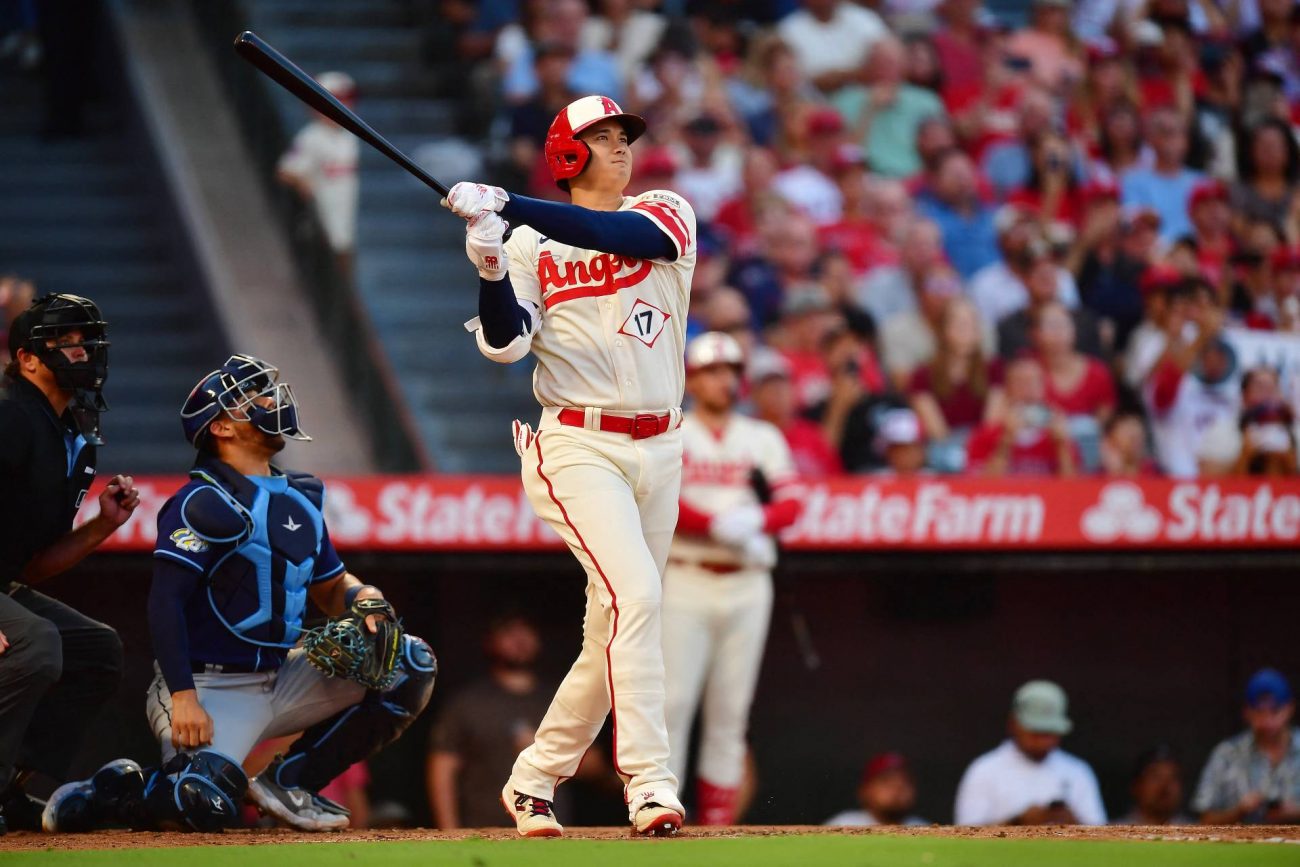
[43,355,435,833]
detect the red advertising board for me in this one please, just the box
[81,475,1300,552]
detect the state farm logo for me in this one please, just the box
[1080,482,1162,542]
[538,250,652,309]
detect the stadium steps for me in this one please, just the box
[0,63,226,473]
[245,0,536,472]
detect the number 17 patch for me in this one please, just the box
[618,298,671,348]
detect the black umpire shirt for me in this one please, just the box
[0,375,97,589]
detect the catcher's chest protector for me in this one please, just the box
[183,466,326,648]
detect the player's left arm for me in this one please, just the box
[757,428,805,533]
[307,524,391,632]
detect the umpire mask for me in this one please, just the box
[10,293,111,443]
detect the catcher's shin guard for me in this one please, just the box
[280,635,436,792]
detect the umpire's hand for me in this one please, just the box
[170,689,215,750]
[0,629,7,655]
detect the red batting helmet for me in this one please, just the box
[544,95,647,190]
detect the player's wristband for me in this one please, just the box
[344,584,378,609]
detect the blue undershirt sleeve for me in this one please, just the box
[479,274,532,349]
[148,558,200,694]
[499,194,677,261]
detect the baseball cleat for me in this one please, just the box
[500,783,563,837]
[629,789,685,837]
[42,758,145,833]
[248,765,349,832]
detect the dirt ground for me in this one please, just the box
[2,824,1299,851]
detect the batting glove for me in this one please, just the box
[466,211,510,281]
[739,534,777,570]
[710,505,765,548]
[443,181,509,220]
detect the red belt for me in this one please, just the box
[557,408,676,440]
[669,557,744,575]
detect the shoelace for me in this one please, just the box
[515,794,553,818]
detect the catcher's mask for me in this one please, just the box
[180,354,310,447]
[9,293,111,443]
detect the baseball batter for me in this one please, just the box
[443,95,696,837]
[663,333,804,825]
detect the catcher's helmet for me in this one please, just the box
[686,331,744,372]
[180,354,310,446]
[544,95,646,190]
[8,293,110,393]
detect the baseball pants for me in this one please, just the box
[509,422,682,803]
[661,564,773,789]
[0,584,123,788]
[146,648,365,765]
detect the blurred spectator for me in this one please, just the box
[673,113,743,222]
[971,209,1081,327]
[966,358,1080,477]
[1032,302,1117,423]
[276,71,360,270]
[714,148,782,257]
[806,327,901,473]
[879,266,989,386]
[0,275,36,368]
[1113,746,1194,826]
[954,680,1106,826]
[831,37,946,179]
[628,33,709,132]
[427,614,552,828]
[1244,245,1300,332]
[1001,0,1084,93]
[771,108,846,226]
[1241,0,1296,68]
[1008,131,1084,230]
[585,0,665,86]
[1230,219,1287,324]
[997,244,1103,360]
[1193,668,1300,825]
[749,352,844,478]
[824,752,929,826]
[818,145,900,278]
[1119,107,1204,243]
[875,408,930,477]
[730,210,820,327]
[1143,283,1241,477]
[506,42,578,195]
[931,0,984,100]
[1233,366,1299,476]
[1123,265,1186,391]
[915,149,1000,278]
[909,115,959,199]
[981,87,1059,199]
[815,249,876,341]
[702,287,760,358]
[499,0,621,104]
[624,144,678,197]
[1230,117,1300,231]
[909,296,1004,446]
[770,284,844,409]
[1072,183,1148,351]
[728,36,818,149]
[1184,180,1236,292]
[1098,410,1159,477]
[775,0,888,94]
[857,217,947,329]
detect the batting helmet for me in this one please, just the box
[180,354,310,446]
[686,332,744,372]
[544,95,647,190]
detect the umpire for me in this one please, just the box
[0,294,139,833]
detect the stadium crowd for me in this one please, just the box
[424,0,1300,479]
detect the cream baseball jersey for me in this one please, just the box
[499,189,697,411]
[672,412,797,564]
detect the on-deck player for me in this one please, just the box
[442,94,696,837]
[663,332,804,825]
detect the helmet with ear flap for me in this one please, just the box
[544,95,647,190]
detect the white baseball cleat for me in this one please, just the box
[628,788,685,836]
[500,783,564,838]
[247,766,350,832]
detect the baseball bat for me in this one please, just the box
[233,30,450,197]
[751,469,821,671]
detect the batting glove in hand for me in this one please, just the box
[443,181,509,220]
[710,505,765,547]
[466,211,510,281]
[739,534,777,570]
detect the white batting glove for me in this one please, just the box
[739,534,777,570]
[709,505,765,548]
[466,211,510,281]
[443,181,509,220]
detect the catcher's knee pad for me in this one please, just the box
[143,750,247,832]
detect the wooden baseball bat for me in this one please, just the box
[233,30,450,197]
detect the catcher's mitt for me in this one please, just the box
[302,597,404,691]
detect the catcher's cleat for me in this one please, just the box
[248,758,349,832]
[42,758,146,833]
[500,783,563,838]
[41,781,95,833]
[629,788,684,837]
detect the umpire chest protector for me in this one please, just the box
[181,458,326,648]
